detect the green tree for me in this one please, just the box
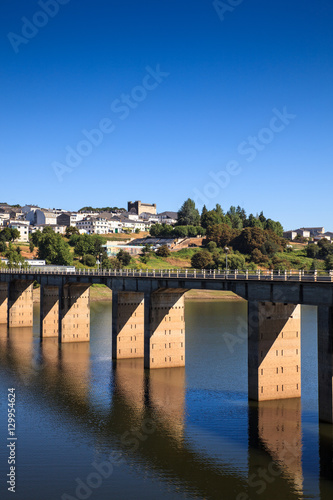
[265,219,284,237]
[156,245,171,257]
[0,228,13,242]
[82,254,96,267]
[36,229,73,265]
[207,241,217,253]
[306,243,319,258]
[201,210,221,229]
[177,198,200,226]
[173,226,188,238]
[191,250,214,269]
[9,229,21,241]
[65,226,79,238]
[325,255,333,270]
[117,249,131,266]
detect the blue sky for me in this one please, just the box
[0,0,332,231]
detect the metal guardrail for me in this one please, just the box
[0,267,333,282]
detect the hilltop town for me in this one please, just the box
[1,199,333,272]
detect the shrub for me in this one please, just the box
[83,254,96,267]
[191,251,214,269]
[156,245,171,257]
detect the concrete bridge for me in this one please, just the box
[0,268,333,423]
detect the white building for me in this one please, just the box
[283,229,311,240]
[29,224,66,236]
[76,216,123,235]
[35,209,58,226]
[8,220,30,242]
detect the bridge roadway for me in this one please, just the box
[0,268,333,423]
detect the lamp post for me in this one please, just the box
[224,246,229,272]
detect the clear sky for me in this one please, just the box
[0,0,332,230]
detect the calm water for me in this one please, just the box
[0,300,332,500]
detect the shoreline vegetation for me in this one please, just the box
[33,285,243,303]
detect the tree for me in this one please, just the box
[31,230,43,246]
[29,241,34,253]
[156,245,171,257]
[82,254,96,267]
[325,255,333,270]
[306,243,319,258]
[117,249,131,266]
[236,206,246,223]
[207,241,217,253]
[201,205,208,221]
[177,199,200,226]
[201,210,221,229]
[36,229,73,265]
[9,229,21,241]
[173,226,189,238]
[0,228,14,242]
[232,227,266,254]
[191,250,214,269]
[0,241,6,253]
[265,219,283,237]
[251,248,268,264]
[65,226,79,238]
[206,223,237,248]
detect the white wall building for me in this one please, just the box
[8,220,30,242]
[35,209,58,226]
[76,216,123,235]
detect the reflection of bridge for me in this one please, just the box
[0,325,320,500]
[1,268,333,423]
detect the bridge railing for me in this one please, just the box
[1,267,333,282]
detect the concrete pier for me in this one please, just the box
[112,291,144,359]
[0,282,8,324]
[317,306,333,423]
[248,301,301,401]
[8,280,34,328]
[144,291,185,369]
[60,284,90,342]
[40,285,60,338]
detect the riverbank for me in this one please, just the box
[33,285,243,303]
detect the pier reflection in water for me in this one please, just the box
[0,301,332,499]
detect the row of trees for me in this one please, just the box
[176,199,283,236]
[78,206,125,213]
[150,224,205,238]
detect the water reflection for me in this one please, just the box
[319,423,333,497]
[248,398,303,499]
[0,301,332,499]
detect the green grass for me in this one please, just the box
[272,250,325,270]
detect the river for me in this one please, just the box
[0,300,332,499]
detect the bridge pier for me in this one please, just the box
[8,280,34,328]
[60,284,90,343]
[112,291,144,359]
[144,291,185,369]
[40,285,60,338]
[248,301,301,401]
[317,306,333,423]
[0,282,8,324]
